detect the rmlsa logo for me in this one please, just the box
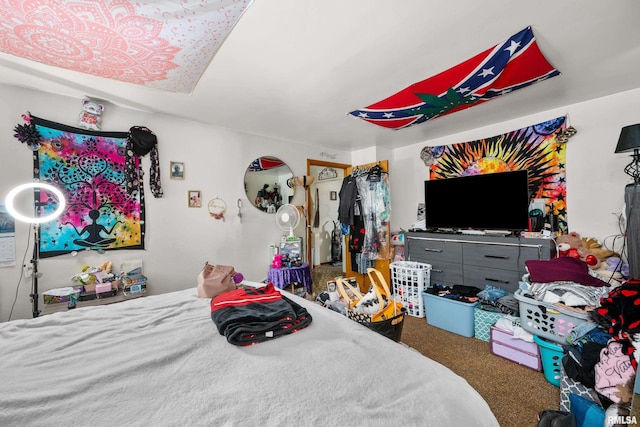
[607,415,638,425]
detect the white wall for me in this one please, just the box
[0,84,350,321]
[390,88,640,254]
[3,84,639,321]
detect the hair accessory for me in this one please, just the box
[208,197,227,221]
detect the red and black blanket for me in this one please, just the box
[210,283,312,346]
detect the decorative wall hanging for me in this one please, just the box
[349,26,559,130]
[0,0,254,93]
[318,167,338,181]
[208,198,227,221]
[21,116,145,257]
[78,98,104,131]
[170,161,185,179]
[189,190,202,208]
[425,116,569,233]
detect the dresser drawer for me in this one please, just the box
[407,237,462,264]
[429,261,464,286]
[464,242,544,271]
[463,265,521,293]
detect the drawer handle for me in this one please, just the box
[485,278,509,284]
[432,269,444,273]
[423,248,443,253]
[484,255,509,260]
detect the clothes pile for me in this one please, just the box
[425,284,482,303]
[210,283,312,346]
[477,284,519,316]
[522,257,615,311]
[523,257,640,417]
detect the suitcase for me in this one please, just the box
[490,325,541,371]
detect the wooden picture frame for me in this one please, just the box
[330,191,337,201]
[188,190,201,208]
[170,161,185,180]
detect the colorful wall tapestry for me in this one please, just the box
[29,117,144,257]
[424,116,569,233]
[0,0,254,93]
[349,27,559,130]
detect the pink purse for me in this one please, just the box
[196,263,237,298]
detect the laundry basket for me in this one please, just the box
[534,335,564,387]
[390,261,431,317]
[514,289,590,344]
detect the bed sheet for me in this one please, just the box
[0,282,498,426]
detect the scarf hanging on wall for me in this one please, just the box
[424,116,569,233]
[125,126,163,198]
[27,116,145,257]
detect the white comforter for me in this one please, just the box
[0,283,498,427]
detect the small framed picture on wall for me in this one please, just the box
[188,190,201,208]
[330,191,337,201]
[170,161,185,180]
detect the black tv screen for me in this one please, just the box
[424,170,530,231]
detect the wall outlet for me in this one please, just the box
[23,264,33,278]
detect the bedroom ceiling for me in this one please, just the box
[1,0,640,151]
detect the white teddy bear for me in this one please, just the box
[78,98,104,131]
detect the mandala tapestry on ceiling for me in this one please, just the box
[425,116,568,233]
[29,116,144,257]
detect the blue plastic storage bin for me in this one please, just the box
[534,335,563,387]
[422,291,479,338]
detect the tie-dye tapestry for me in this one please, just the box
[29,116,144,258]
[423,116,568,233]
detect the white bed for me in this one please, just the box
[0,282,499,426]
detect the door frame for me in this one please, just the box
[305,159,351,270]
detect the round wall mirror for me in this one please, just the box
[244,156,294,213]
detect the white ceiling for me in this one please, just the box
[2,0,640,151]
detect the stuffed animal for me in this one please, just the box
[78,98,104,131]
[556,232,583,259]
[581,237,617,262]
[557,231,623,272]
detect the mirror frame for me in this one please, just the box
[244,156,294,213]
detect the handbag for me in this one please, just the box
[336,268,402,323]
[366,268,402,322]
[196,262,237,298]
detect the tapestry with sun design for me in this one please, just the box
[424,116,568,233]
[28,116,144,258]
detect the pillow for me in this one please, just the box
[569,393,605,427]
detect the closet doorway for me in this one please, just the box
[305,159,350,271]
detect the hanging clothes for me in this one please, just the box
[338,174,358,227]
[355,166,390,260]
[348,201,366,272]
[125,126,163,198]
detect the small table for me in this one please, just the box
[267,263,313,294]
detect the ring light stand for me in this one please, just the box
[5,182,66,318]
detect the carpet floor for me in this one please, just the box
[309,265,560,427]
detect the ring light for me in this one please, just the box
[5,182,66,224]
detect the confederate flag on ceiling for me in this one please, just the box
[348,26,560,130]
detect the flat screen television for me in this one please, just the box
[424,170,530,232]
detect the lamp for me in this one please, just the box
[615,124,640,183]
[5,182,66,318]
